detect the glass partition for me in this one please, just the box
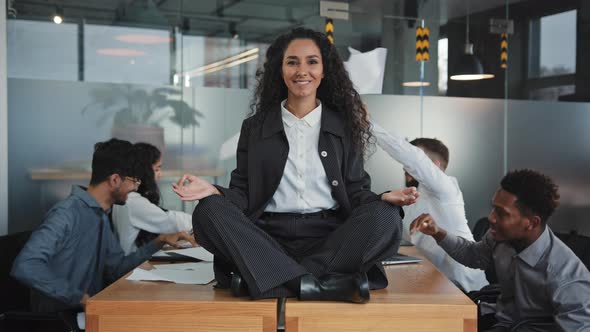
[5,0,590,236]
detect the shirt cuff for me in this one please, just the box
[438,232,460,250]
[137,240,160,259]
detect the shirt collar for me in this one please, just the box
[280,99,322,128]
[71,185,104,210]
[517,226,551,267]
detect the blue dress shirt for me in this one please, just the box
[11,185,158,312]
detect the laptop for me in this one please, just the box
[381,253,422,265]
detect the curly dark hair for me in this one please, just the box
[131,143,162,205]
[500,169,560,224]
[251,27,373,154]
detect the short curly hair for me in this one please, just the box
[500,169,560,224]
[90,138,135,185]
[410,138,449,170]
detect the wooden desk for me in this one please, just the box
[86,269,277,332]
[284,247,477,332]
[87,247,475,332]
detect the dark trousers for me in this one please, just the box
[192,195,403,299]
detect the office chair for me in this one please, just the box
[555,230,590,271]
[469,217,501,330]
[471,217,498,284]
[0,231,77,332]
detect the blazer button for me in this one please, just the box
[331,180,339,186]
[320,151,328,157]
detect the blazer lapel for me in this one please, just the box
[318,107,350,213]
[250,106,289,216]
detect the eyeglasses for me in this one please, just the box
[125,176,142,187]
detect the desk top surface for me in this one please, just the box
[90,261,274,304]
[369,246,473,305]
[89,246,472,307]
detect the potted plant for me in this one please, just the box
[82,84,204,152]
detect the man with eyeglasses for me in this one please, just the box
[11,138,196,319]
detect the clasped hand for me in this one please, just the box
[172,174,221,201]
[381,187,420,206]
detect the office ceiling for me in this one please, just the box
[10,0,528,43]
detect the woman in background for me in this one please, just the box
[113,142,193,254]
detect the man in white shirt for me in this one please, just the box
[371,123,488,292]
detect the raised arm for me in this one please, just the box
[410,213,494,270]
[371,122,458,200]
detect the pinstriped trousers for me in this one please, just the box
[192,195,403,299]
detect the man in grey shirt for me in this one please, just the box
[410,169,590,332]
[11,139,196,314]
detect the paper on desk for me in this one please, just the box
[153,262,209,271]
[127,268,171,282]
[162,247,214,262]
[127,262,214,284]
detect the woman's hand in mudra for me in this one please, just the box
[172,174,221,201]
[381,187,419,206]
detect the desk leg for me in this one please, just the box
[86,315,99,332]
[464,318,477,332]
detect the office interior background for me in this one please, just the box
[0,0,588,238]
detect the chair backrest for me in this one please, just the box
[0,231,33,314]
[0,231,75,332]
[471,217,498,284]
[555,231,590,271]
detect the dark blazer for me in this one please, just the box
[216,104,381,220]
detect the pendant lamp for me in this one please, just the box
[450,1,494,81]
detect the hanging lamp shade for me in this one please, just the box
[450,44,494,80]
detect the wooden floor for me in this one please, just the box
[284,247,477,332]
[86,247,476,332]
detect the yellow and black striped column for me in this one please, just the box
[416,26,429,61]
[325,19,334,44]
[500,33,508,68]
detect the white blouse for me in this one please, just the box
[264,100,338,213]
[112,192,192,254]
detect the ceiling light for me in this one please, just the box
[52,7,64,24]
[449,1,494,81]
[185,48,259,77]
[230,23,239,39]
[96,49,146,57]
[115,34,172,44]
[402,81,431,87]
[450,44,495,80]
